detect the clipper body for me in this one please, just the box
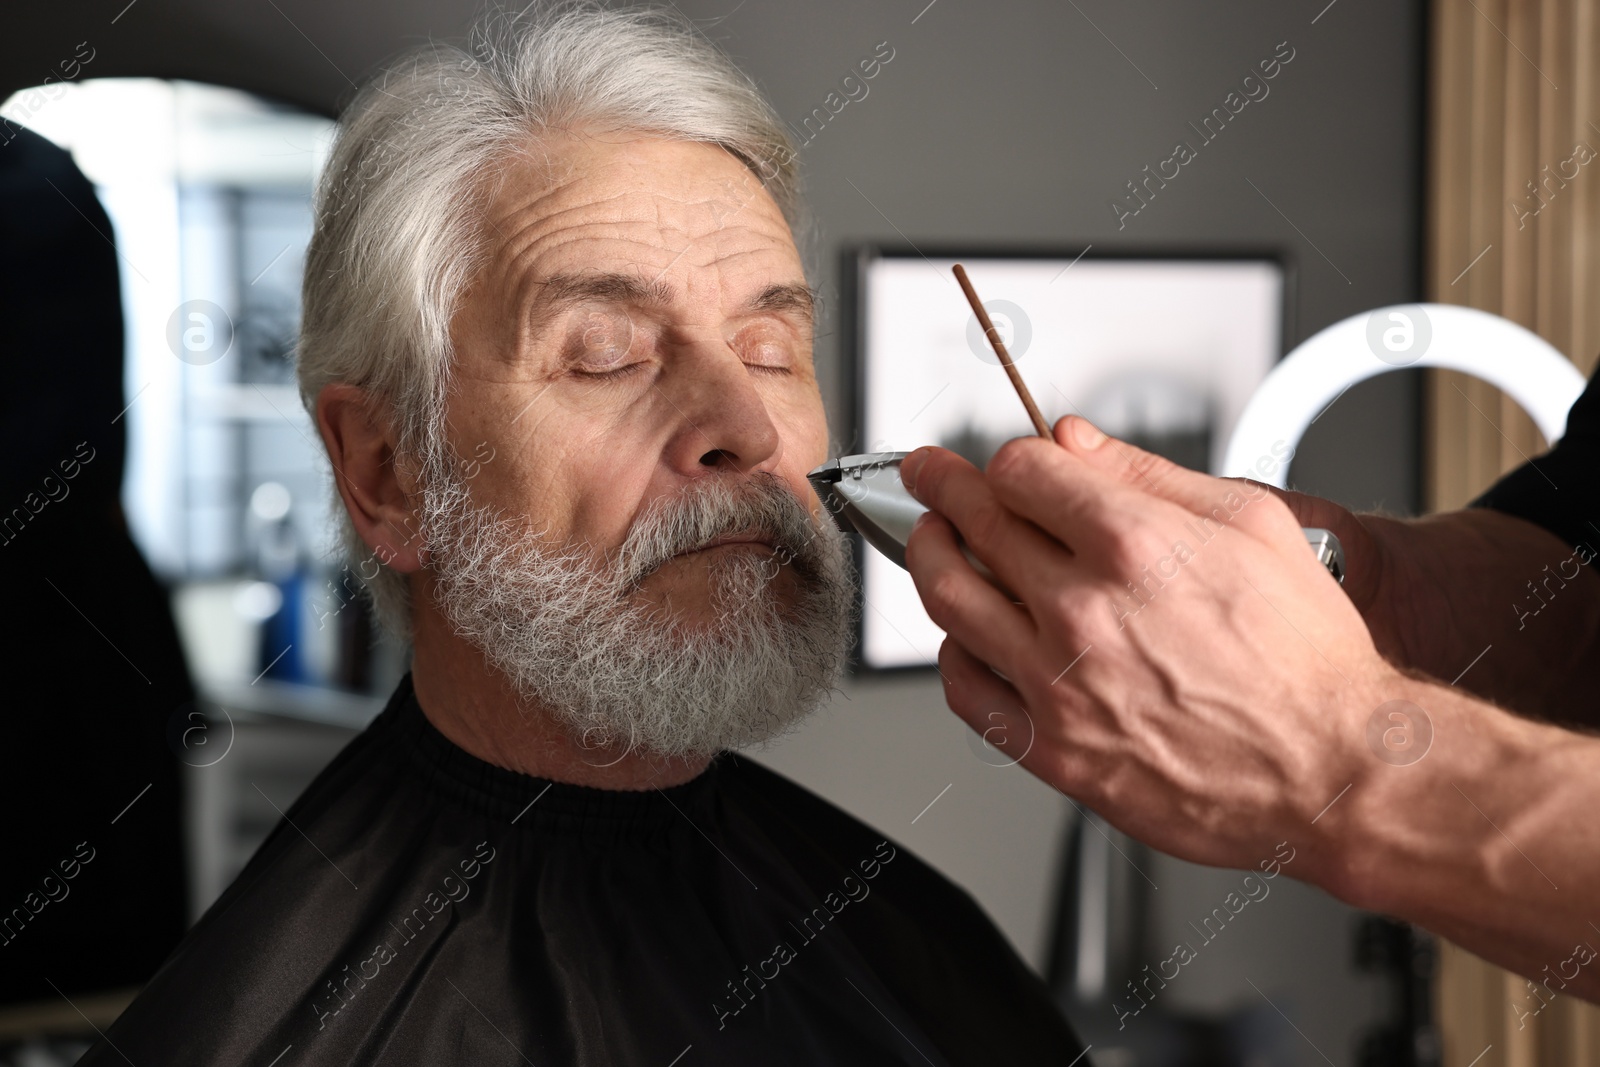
[808,451,1346,588]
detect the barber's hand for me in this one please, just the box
[900,416,1400,873]
[1046,423,1413,666]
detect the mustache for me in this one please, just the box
[610,473,833,588]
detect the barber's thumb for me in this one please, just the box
[1053,415,1164,483]
[1056,415,1108,452]
[1051,415,1224,512]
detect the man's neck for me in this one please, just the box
[408,603,712,791]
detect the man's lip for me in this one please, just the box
[682,534,777,555]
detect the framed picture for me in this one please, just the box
[841,246,1292,672]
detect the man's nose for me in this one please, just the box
[657,343,782,477]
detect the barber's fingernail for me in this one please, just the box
[911,511,932,534]
[901,448,931,492]
[1072,417,1106,450]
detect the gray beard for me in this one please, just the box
[418,445,858,761]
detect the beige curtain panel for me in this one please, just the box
[1428,0,1600,1062]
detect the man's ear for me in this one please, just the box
[316,383,425,574]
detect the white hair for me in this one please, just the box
[296,2,807,638]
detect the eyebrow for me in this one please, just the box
[528,271,816,326]
[747,282,816,322]
[534,271,674,312]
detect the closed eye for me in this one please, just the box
[565,306,642,377]
[573,361,649,381]
[731,322,798,375]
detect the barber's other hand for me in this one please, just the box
[900,416,1399,875]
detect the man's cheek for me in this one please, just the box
[493,404,627,517]
[564,460,662,552]
[766,388,830,469]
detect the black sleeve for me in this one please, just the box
[1469,362,1600,552]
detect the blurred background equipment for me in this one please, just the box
[0,82,402,1064]
[1222,304,1587,487]
[3,78,402,691]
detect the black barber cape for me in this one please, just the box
[82,675,1084,1066]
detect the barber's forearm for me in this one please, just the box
[1312,671,1600,1006]
[1361,508,1600,725]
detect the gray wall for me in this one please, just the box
[676,0,1426,516]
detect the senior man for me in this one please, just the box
[901,374,1600,1008]
[79,6,1085,1066]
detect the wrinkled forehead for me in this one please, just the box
[474,132,804,300]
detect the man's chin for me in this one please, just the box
[630,550,803,622]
